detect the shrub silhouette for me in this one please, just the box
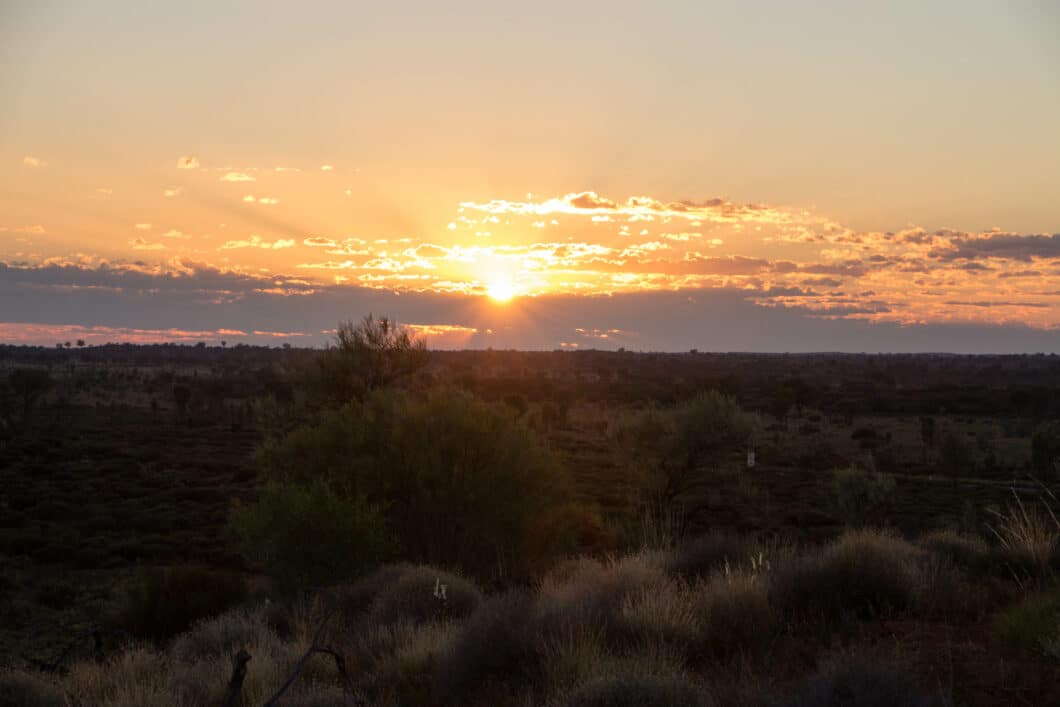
[228,479,394,590]
[770,530,920,623]
[261,388,572,577]
[613,390,756,507]
[315,314,428,403]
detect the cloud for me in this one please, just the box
[303,236,338,248]
[134,223,152,230]
[221,171,256,182]
[242,195,279,205]
[164,187,183,198]
[218,235,296,250]
[931,233,1060,262]
[176,156,200,169]
[14,225,46,234]
[129,238,165,251]
[1,260,1057,353]
[320,164,334,171]
[23,156,44,168]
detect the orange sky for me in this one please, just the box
[1,2,1058,350]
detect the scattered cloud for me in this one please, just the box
[164,187,183,198]
[134,223,152,231]
[218,235,296,250]
[23,156,44,168]
[320,164,334,171]
[129,238,165,251]
[220,171,255,182]
[242,195,279,205]
[176,156,199,169]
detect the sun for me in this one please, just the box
[486,278,516,303]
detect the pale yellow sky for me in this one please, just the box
[1,1,1058,350]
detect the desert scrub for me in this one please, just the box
[367,564,483,626]
[773,657,945,707]
[832,466,895,528]
[433,590,541,700]
[692,569,775,661]
[993,589,1060,655]
[170,606,277,662]
[228,478,394,590]
[557,673,711,707]
[0,669,65,707]
[665,532,749,580]
[107,564,248,644]
[769,530,921,624]
[917,529,992,575]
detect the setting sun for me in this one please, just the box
[486,278,516,303]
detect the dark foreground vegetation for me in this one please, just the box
[1,319,1059,705]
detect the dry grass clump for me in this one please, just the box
[170,606,276,662]
[368,565,483,625]
[917,530,992,574]
[357,621,455,705]
[539,554,668,633]
[616,579,700,649]
[665,532,749,580]
[327,563,482,631]
[433,590,541,700]
[988,494,1059,585]
[769,530,922,624]
[772,657,945,707]
[692,569,775,660]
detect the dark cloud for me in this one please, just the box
[1,261,1057,353]
[932,233,1060,262]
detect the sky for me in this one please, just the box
[1,0,1058,352]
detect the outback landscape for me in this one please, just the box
[3,2,1060,705]
[2,320,1059,706]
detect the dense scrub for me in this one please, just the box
[7,528,1050,706]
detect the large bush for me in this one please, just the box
[228,479,394,589]
[613,391,757,507]
[261,388,573,577]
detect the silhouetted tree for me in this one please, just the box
[614,390,757,507]
[317,314,428,403]
[76,339,85,348]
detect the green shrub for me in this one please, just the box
[560,674,711,707]
[770,530,920,624]
[108,564,248,644]
[917,529,991,573]
[775,659,942,707]
[228,479,394,590]
[832,467,895,527]
[993,590,1060,655]
[260,388,572,577]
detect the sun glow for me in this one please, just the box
[486,277,516,302]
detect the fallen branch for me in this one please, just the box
[221,648,252,707]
